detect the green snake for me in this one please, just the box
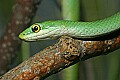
[19,12,120,41]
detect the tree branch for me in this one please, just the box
[0,35,120,80]
[0,0,41,75]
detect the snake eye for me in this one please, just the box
[32,24,41,33]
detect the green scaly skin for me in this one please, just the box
[19,12,120,41]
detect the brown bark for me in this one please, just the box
[0,35,120,80]
[0,0,41,75]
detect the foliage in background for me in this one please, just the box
[0,0,15,35]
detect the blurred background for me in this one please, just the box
[0,0,120,80]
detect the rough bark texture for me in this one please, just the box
[0,35,120,80]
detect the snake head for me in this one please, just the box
[19,21,61,41]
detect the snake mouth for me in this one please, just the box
[24,36,50,41]
[20,29,60,41]
[19,32,36,41]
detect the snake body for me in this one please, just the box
[19,12,120,41]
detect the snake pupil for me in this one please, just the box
[34,26,38,30]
